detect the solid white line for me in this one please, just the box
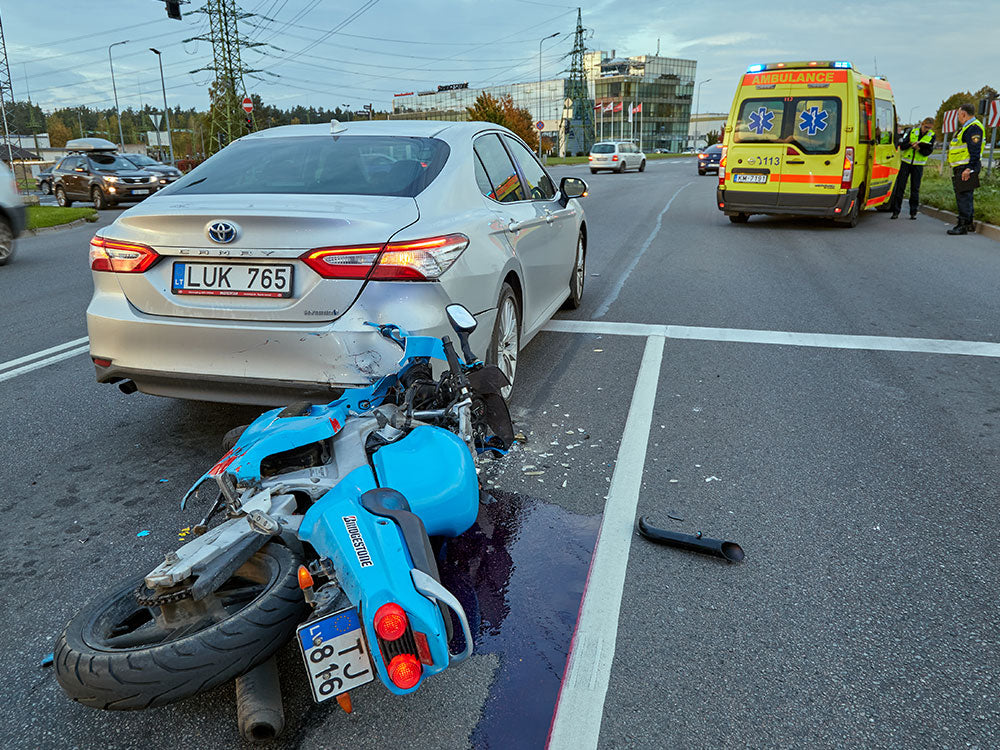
[0,345,91,383]
[543,319,1000,359]
[548,335,665,750]
[0,336,89,373]
[593,181,694,319]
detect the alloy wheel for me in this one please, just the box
[496,295,519,400]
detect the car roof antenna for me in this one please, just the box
[330,119,348,134]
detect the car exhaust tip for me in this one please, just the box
[637,516,745,563]
[118,379,138,395]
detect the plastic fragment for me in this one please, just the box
[136,530,151,537]
[157,478,169,483]
[40,653,54,668]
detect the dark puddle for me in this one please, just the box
[439,490,600,750]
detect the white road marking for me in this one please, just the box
[0,337,89,373]
[544,319,1000,359]
[0,343,91,383]
[594,181,694,319]
[547,335,665,750]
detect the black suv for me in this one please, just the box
[53,150,159,210]
[121,153,183,187]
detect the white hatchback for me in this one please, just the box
[588,141,646,174]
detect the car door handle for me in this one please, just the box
[507,220,527,233]
[544,209,554,224]
[785,159,805,164]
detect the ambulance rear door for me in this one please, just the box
[778,92,845,207]
[726,81,793,204]
[868,83,899,207]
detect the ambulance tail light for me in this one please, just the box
[841,147,854,189]
[718,146,727,187]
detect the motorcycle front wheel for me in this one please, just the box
[54,543,307,710]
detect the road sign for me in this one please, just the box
[943,109,959,132]
[988,100,1000,128]
[563,98,573,109]
[536,121,545,130]
[242,97,253,113]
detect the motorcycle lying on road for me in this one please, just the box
[54,304,513,731]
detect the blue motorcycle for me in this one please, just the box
[54,305,512,727]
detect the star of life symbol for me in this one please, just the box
[748,107,774,135]
[798,106,829,136]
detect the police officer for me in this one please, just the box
[947,103,985,236]
[889,117,935,219]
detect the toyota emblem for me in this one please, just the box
[207,220,239,244]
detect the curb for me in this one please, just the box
[918,204,1000,243]
[24,217,97,236]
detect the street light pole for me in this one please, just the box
[108,40,128,150]
[538,32,559,157]
[909,105,919,124]
[694,78,711,149]
[150,48,175,165]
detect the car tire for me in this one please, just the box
[53,544,306,710]
[562,233,586,310]
[837,184,864,228]
[92,188,108,211]
[487,282,520,401]
[638,159,646,172]
[729,213,750,224]
[617,161,625,173]
[56,186,72,207]
[0,218,15,266]
[698,169,706,176]
[590,169,598,174]
[40,181,51,195]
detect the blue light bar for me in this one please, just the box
[833,61,852,69]
[747,64,764,73]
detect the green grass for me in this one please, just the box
[26,206,98,230]
[545,152,693,166]
[918,167,1000,226]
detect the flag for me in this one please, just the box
[604,102,614,113]
[628,103,633,123]
[633,103,642,114]
[594,102,602,111]
[613,102,623,113]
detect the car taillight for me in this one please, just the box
[89,236,160,273]
[611,154,619,161]
[301,234,468,281]
[588,155,593,160]
[373,602,408,641]
[718,146,727,187]
[387,653,422,689]
[841,146,854,189]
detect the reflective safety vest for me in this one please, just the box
[948,118,985,166]
[901,128,934,166]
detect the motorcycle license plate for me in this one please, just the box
[171,262,294,298]
[297,608,375,702]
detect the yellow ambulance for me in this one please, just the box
[716,61,900,227]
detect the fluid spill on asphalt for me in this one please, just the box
[438,490,600,749]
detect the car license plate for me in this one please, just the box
[733,173,769,184]
[171,262,294,298]
[297,608,375,703]
[132,189,150,195]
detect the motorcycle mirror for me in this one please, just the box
[446,304,477,334]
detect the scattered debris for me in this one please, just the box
[705,476,720,483]
[667,514,684,521]
[136,530,151,538]
[636,516,745,563]
[40,653,54,668]
[156,478,169,483]
[593,348,603,352]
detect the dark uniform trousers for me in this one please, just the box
[953,166,975,225]
[889,161,923,216]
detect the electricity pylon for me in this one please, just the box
[564,8,594,156]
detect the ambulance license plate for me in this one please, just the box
[297,608,375,703]
[733,173,769,184]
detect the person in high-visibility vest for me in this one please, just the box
[946,103,985,236]
[889,117,935,220]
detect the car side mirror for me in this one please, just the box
[559,176,588,207]
[446,304,477,334]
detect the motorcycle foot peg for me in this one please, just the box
[118,379,138,395]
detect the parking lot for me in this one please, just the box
[2,158,999,749]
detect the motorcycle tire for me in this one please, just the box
[54,543,306,710]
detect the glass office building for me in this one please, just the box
[586,51,697,152]
[390,51,697,154]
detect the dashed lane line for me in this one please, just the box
[544,319,1000,359]
[547,334,666,750]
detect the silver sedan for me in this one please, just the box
[86,120,589,405]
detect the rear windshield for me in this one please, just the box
[734,97,842,154]
[591,144,615,153]
[162,135,450,197]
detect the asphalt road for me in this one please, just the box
[2,160,999,749]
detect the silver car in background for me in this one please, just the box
[588,141,646,174]
[86,120,589,405]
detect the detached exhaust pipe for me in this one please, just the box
[235,657,285,743]
[637,517,745,563]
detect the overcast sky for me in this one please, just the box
[4,0,996,123]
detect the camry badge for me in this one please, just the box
[207,220,239,244]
